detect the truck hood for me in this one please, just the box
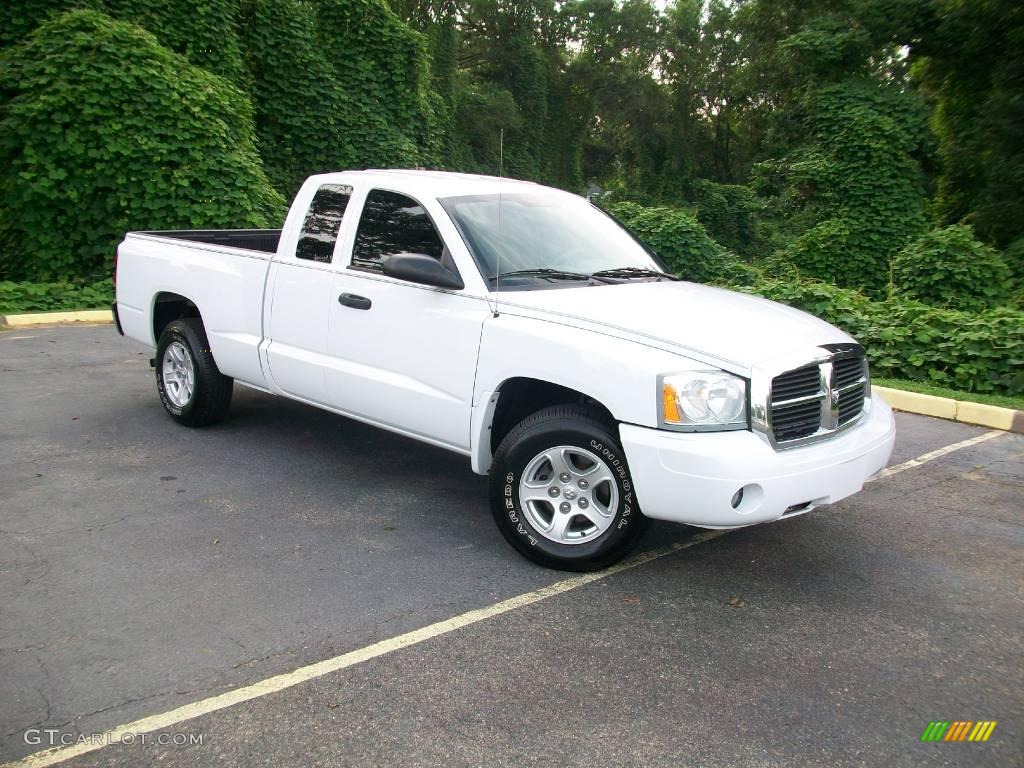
[498,280,854,372]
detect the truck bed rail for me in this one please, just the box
[138,229,282,254]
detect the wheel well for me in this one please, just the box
[489,377,616,455]
[152,292,200,342]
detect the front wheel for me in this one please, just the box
[489,405,648,571]
[155,318,233,427]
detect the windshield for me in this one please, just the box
[439,192,663,288]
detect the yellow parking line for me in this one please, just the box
[877,430,1003,479]
[3,531,727,768]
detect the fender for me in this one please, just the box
[469,313,703,474]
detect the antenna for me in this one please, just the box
[493,128,503,318]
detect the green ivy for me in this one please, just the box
[892,225,1012,311]
[0,0,72,47]
[315,0,440,168]
[759,79,931,295]
[451,76,523,174]
[0,0,248,85]
[0,10,284,281]
[608,201,757,285]
[238,0,360,198]
[0,278,113,313]
[104,0,248,85]
[1003,237,1024,283]
[692,179,760,256]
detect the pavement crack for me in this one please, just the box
[1,514,130,537]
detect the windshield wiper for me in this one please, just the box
[590,267,680,281]
[490,268,594,283]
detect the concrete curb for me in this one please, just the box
[0,309,113,327]
[873,385,1022,434]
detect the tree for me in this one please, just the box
[914,0,1024,249]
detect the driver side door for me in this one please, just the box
[323,188,489,452]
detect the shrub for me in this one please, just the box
[784,217,855,285]
[1005,238,1024,308]
[0,279,113,313]
[0,10,285,281]
[693,180,759,256]
[743,278,1023,395]
[892,225,1012,311]
[607,202,756,285]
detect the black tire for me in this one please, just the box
[489,404,648,571]
[155,318,233,427]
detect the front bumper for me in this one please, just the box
[620,397,895,528]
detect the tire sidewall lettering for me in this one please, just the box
[505,436,636,548]
[589,439,634,530]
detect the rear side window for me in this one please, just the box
[296,184,353,263]
[351,189,444,273]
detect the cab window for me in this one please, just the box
[296,184,353,263]
[351,189,444,273]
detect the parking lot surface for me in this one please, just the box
[1,324,1021,767]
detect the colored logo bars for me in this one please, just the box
[921,721,997,742]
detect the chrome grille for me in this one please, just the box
[771,365,821,402]
[770,365,823,441]
[768,350,868,447]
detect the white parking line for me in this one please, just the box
[4,429,1007,768]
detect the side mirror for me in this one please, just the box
[382,253,464,290]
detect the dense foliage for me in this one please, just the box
[692,180,759,257]
[0,278,113,313]
[0,10,283,281]
[237,0,435,197]
[608,201,755,285]
[767,82,931,295]
[892,225,1012,311]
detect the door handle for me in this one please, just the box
[338,293,372,310]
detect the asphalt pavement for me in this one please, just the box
[1,324,1021,767]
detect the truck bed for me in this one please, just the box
[139,229,282,254]
[117,228,278,387]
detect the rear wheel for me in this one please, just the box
[155,318,232,427]
[489,405,647,571]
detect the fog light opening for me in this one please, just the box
[730,483,763,515]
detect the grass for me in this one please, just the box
[873,377,1024,411]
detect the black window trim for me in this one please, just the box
[347,186,463,287]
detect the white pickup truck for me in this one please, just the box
[115,169,895,570]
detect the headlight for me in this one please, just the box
[660,371,748,431]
